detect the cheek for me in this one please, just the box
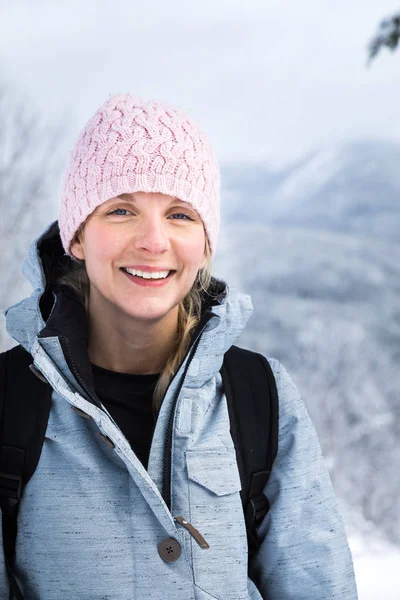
[86,228,122,264]
[180,232,206,270]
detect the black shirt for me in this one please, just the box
[91,363,159,469]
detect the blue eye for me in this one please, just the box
[170,213,193,220]
[109,208,131,216]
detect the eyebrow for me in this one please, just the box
[117,193,185,205]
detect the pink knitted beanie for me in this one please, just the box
[59,93,220,256]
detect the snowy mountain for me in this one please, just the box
[222,139,400,242]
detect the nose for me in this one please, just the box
[132,215,171,255]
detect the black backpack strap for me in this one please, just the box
[221,345,279,565]
[0,345,52,599]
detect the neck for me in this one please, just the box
[87,297,179,375]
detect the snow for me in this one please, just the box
[350,536,400,599]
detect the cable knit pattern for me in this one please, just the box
[59,94,220,255]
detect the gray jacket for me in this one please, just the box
[1,222,358,599]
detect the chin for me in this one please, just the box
[120,300,178,323]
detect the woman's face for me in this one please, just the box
[70,192,207,325]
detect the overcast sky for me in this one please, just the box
[1,0,400,167]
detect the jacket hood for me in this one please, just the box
[5,221,253,400]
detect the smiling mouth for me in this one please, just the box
[120,267,176,280]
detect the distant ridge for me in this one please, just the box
[222,138,400,242]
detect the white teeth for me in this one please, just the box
[124,268,171,279]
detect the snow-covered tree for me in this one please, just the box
[0,82,67,350]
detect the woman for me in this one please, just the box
[1,94,357,599]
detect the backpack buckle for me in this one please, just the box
[246,494,270,528]
[0,472,23,502]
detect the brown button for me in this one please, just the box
[158,538,182,563]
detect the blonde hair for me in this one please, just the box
[58,231,213,414]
